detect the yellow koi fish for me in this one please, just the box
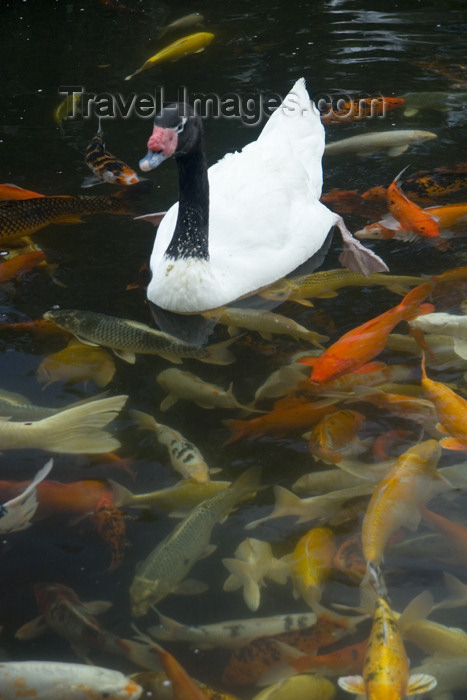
[125,32,214,80]
[338,596,436,699]
[421,353,467,449]
[156,368,254,411]
[282,527,336,607]
[36,339,116,389]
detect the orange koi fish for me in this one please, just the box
[421,353,467,449]
[283,527,336,606]
[221,609,366,686]
[0,250,47,284]
[267,638,368,682]
[0,318,71,338]
[0,183,44,200]
[94,494,128,572]
[306,410,366,464]
[363,167,467,204]
[387,168,440,238]
[294,361,416,396]
[421,505,467,560]
[321,96,404,123]
[83,121,141,188]
[356,202,467,242]
[138,637,209,700]
[350,386,438,426]
[308,283,434,385]
[361,440,445,571]
[223,399,339,443]
[338,596,436,699]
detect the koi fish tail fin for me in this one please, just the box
[222,418,251,444]
[117,637,163,672]
[334,215,389,276]
[33,395,127,453]
[433,572,467,611]
[398,282,434,320]
[201,336,239,366]
[398,590,434,633]
[338,675,366,695]
[406,673,437,695]
[222,557,261,611]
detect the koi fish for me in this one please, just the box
[222,538,289,611]
[125,32,214,81]
[338,596,436,699]
[321,96,405,123]
[421,505,467,560]
[282,527,336,607]
[252,674,336,700]
[130,467,261,616]
[0,388,110,421]
[131,671,239,700]
[0,183,44,200]
[0,250,47,284]
[0,180,152,244]
[16,583,160,671]
[157,368,252,411]
[131,409,210,483]
[362,166,467,204]
[411,311,467,360]
[0,318,70,338]
[420,353,467,449]
[221,607,368,686]
[361,440,447,573]
[0,460,53,533]
[349,386,438,426]
[203,306,329,347]
[83,121,141,188]
[333,534,366,583]
[36,339,116,389]
[224,398,339,443]
[398,90,467,116]
[308,283,434,384]
[0,394,127,453]
[94,495,128,572]
[111,478,231,513]
[44,309,237,366]
[0,660,142,700]
[305,410,367,464]
[252,364,309,405]
[260,269,426,306]
[294,360,417,396]
[387,168,440,238]
[324,129,437,157]
[54,93,82,126]
[158,12,205,38]
[147,609,318,650]
[386,332,467,371]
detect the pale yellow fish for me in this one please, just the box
[410,311,467,360]
[386,331,467,370]
[0,395,127,453]
[251,674,336,700]
[36,338,116,389]
[399,591,467,657]
[222,538,289,611]
[130,467,261,616]
[111,478,231,513]
[324,129,437,157]
[156,367,255,412]
[125,32,214,81]
[158,12,205,38]
[130,409,210,483]
[252,364,309,405]
[203,306,328,347]
[260,269,427,306]
[282,527,336,607]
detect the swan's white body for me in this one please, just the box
[146,79,378,313]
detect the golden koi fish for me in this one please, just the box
[125,32,214,80]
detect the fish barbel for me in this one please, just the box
[0,394,127,453]
[324,129,437,157]
[125,32,214,80]
[129,466,261,616]
[43,309,237,365]
[0,180,152,244]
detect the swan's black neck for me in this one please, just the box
[165,136,210,261]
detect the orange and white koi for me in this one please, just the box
[387,168,440,238]
[421,353,467,449]
[83,121,141,187]
[282,527,336,607]
[0,660,142,700]
[94,494,128,572]
[338,596,436,699]
[0,250,47,284]
[16,582,160,671]
[308,283,434,384]
[356,202,467,242]
[305,410,367,464]
[361,440,447,571]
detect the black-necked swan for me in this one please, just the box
[139,77,388,314]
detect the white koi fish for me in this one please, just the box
[156,368,255,411]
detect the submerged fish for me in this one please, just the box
[252,674,336,700]
[0,460,53,534]
[16,583,160,670]
[37,339,116,389]
[54,93,82,126]
[131,409,211,483]
[0,250,48,284]
[387,167,440,239]
[111,479,231,513]
[156,368,252,411]
[399,90,467,116]
[282,527,336,607]
[83,121,141,188]
[0,661,142,700]
[0,394,127,453]
[0,180,152,244]
[94,495,129,571]
[147,609,318,650]
[411,311,467,360]
[0,183,44,200]
[125,32,214,81]
[130,467,261,616]
[158,12,205,37]
[324,129,437,157]
[43,309,237,365]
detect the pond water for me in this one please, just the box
[1,0,467,697]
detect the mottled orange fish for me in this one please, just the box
[421,353,467,450]
[0,250,47,284]
[83,121,141,188]
[387,168,440,238]
[338,596,436,699]
[308,283,434,384]
[0,180,151,244]
[306,410,366,464]
[94,494,128,571]
[321,96,404,123]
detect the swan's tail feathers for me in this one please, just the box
[335,215,389,276]
[33,395,128,453]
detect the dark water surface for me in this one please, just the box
[1,0,467,696]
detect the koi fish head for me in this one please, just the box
[130,576,167,617]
